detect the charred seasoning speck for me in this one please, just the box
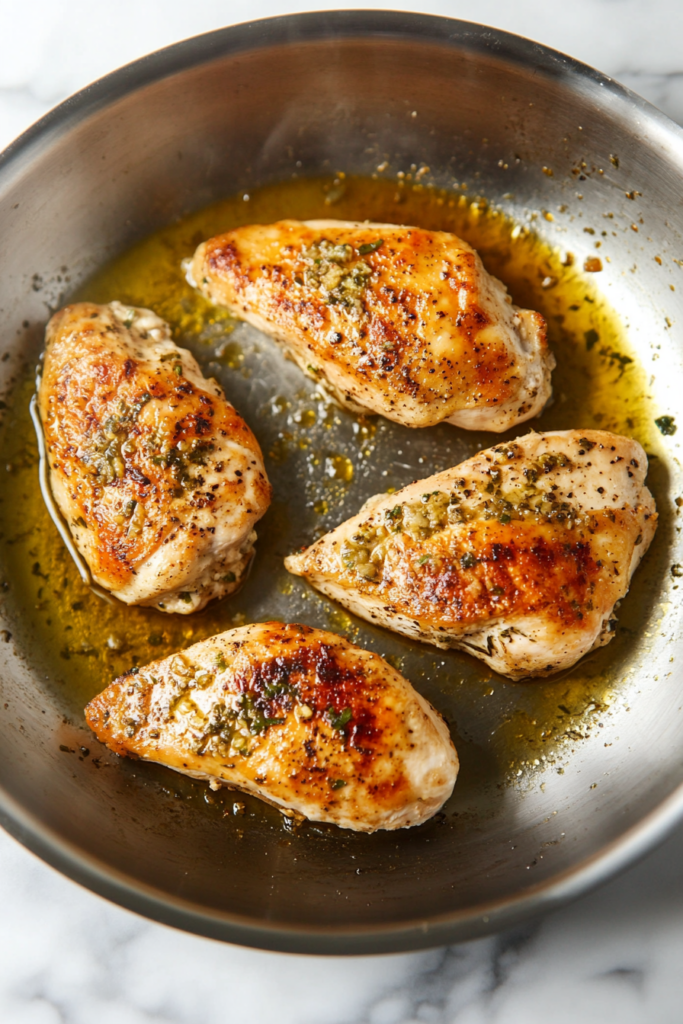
[655,415,677,436]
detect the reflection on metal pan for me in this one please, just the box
[0,11,681,955]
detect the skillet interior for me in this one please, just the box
[1,12,683,954]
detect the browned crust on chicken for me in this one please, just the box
[320,514,634,628]
[85,622,458,831]
[285,431,657,678]
[39,302,272,611]
[189,220,554,431]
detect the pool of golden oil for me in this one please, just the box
[0,174,666,807]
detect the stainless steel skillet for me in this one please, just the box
[0,11,682,954]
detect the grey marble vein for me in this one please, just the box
[614,70,683,126]
[3,820,683,1022]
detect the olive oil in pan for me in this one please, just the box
[0,175,666,810]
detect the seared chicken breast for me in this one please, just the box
[285,431,657,679]
[38,301,271,613]
[187,219,554,432]
[85,622,458,831]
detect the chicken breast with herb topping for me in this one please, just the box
[186,219,554,432]
[38,301,271,612]
[85,621,458,832]
[285,430,657,679]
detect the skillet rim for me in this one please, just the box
[2,8,683,954]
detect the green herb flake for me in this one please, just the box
[237,692,286,736]
[134,392,152,413]
[300,238,372,315]
[173,364,183,376]
[328,706,353,731]
[329,778,347,790]
[358,238,384,255]
[418,555,430,565]
[179,592,193,604]
[656,415,677,436]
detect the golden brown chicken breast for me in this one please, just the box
[85,622,458,831]
[38,301,271,612]
[285,431,657,679]
[187,219,554,432]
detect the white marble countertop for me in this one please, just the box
[2,0,683,1020]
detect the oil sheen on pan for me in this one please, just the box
[0,173,667,834]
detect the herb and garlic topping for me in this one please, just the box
[38,301,271,612]
[285,430,657,679]
[297,237,380,316]
[85,622,458,832]
[189,218,554,432]
[339,443,593,582]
